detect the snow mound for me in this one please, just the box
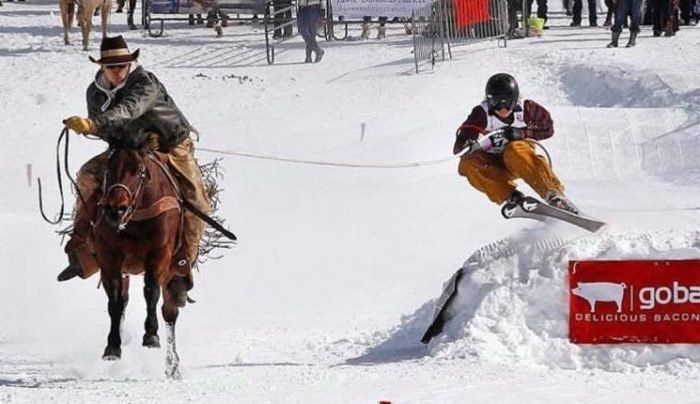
[356,229,700,373]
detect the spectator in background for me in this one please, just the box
[361,16,388,39]
[188,14,204,25]
[679,0,696,23]
[298,0,324,62]
[670,0,681,32]
[507,0,527,38]
[273,0,293,39]
[571,0,598,26]
[607,0,642,47]
[643,0,654,24]
[561,0,573,17]
[563,0,573,15]
[604,0,616,25]
[188,0,213,26]
[528,0,548,28]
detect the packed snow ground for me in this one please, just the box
[1,1,700,402]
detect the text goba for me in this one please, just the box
[639,281,700,310]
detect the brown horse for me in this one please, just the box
[93,145,190,379]
[59,0,111,50]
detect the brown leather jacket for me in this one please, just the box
[86,66,192,151]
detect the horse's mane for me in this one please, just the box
[105,131,150,151]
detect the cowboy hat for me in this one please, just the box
[89,35,140,65]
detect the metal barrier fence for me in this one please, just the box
[411,4,446,73]
[145,0,269,37]
[143,0,295,64]
[412,0,509,73]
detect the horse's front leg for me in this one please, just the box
[151,247,181,379]
[163,271,187,379]
[142,270,161,348]
[162,281,181,379]
[100,0,111,36]
[102,273,129,360]
[59,0,73,45]
[81,8,94,51]
[164,318,180,380]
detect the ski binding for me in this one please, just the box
[501,196,606,233]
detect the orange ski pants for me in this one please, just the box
[458,140,564,204]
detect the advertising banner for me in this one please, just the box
[569,260,700,343]
[331,0,431,18]
[454,0,489,28]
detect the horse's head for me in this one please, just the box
[102,148,148,230]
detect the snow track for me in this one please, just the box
[3,0,700,401]
[552,62,700,177]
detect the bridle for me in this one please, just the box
[101,149,147,232]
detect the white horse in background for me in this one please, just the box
[60,0,112,51]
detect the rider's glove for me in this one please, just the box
[502,127,526,141]
[63,116,97,135]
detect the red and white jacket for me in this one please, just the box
[453,99,554,155]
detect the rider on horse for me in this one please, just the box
[59,35,210,300]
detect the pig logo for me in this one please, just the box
[571,282,627,313]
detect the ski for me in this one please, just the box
[501,196,606,233]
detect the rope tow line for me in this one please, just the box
[197,133,551,170]
[197,147,457,169]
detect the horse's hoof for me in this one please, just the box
[102,345,121,360]
[166,368,182,380]
[142,334,161,348]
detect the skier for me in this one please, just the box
[453,73,579,214]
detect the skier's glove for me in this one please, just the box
[502,127,526,141]
[63,116,97,135]
[459,139,481,156]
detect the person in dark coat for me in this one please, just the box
[297,0,324,62]
[59,36,211,304]
[570,0,598,26]
[607,0,642,46]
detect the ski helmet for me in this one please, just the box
[485,73,519,111]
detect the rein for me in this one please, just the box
[38,127,90,225]
[100,150,187,239]
[40,128,236,243]
[101,151,148,231]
